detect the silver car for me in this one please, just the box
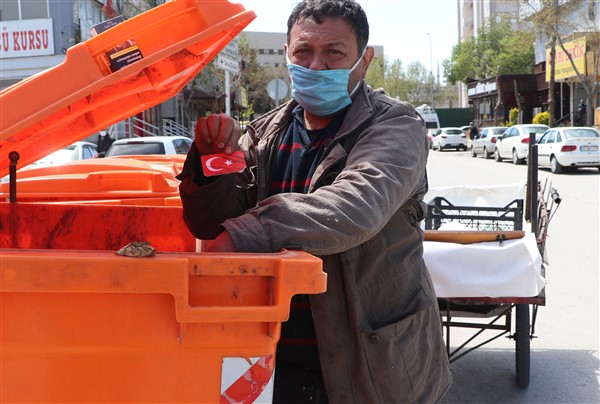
[471,126,506,159]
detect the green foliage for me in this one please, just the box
[366,54,386,90]
[443,38,476,84]
[234,35,290,118]
[444,17,535,84]
[507,107,520,127]
[533,111,550,126]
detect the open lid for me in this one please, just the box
[0,0,255,178]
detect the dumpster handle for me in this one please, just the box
[0,249,327,324]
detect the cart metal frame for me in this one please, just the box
[425,141,561,388]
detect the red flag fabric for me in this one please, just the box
[103,0,118,19]
[201,151,246,177]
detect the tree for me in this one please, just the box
[443,37,476,85]
[443,18,535,85]
[365,54,386,90]
[404,61,431,105]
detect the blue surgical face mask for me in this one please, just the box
[286,49,366,116]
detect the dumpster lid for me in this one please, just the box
[0,0,255,178]
[0,155,186,200]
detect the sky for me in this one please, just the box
[236,0,459,74]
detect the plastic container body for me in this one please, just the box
[1,248,326,403]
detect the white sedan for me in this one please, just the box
[536,127,600,173]
[432,127,468,151]
[104,135,192,157]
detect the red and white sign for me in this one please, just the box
[1,19,55,59]
[221,355,274,404]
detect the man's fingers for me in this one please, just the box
[195,114,241,155]
[194,118,210,146]
[206,114,222,145]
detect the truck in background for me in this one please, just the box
[416,104,440,129]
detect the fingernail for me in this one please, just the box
[218,143,225,149]
[225,146,232,154]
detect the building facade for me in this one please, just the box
[0,0,76,89]
[467,74,540,127]
[456,0,522,107]
[532,1,599,127]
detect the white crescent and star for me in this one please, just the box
[205,156,234,172]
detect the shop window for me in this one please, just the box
[0,0,48,20]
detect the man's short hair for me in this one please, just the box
[286,0,369,54]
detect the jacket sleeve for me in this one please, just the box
[177,142,253,240]
[222,100,429,254]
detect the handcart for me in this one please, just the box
[423,142,561,388]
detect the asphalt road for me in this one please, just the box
[425,148,600,404]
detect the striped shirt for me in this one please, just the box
[270,106,343,367]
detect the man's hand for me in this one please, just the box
[203,230,236,252]
[195,113,241,155]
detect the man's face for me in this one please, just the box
[285,17,369,92]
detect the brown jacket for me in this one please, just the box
[178,83,452,403]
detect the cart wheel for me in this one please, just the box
[515,304,530,388]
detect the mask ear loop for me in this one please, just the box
[348,47,368,97]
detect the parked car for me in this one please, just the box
[27,141,98,168]
[494,124,550,164]
[471,126,506,159]
[431,127,468,151]
[104,135,192,157]
[536,126,600,173]
[426,129,441,149]
[1,141,98,183]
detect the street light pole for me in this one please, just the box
[427,32,434,108]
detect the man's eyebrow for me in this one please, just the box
[322,40,348,49]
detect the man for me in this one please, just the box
[578,99,586,126]
[177,0,451,402]
[469,121,478,141]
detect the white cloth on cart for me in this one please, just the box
[424,181,527,208]
[423,233,545,298]
[422,181,546,298]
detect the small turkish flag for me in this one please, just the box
[201,151,246,177]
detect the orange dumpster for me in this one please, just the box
[0,1,327,403]
[1,248,326,403]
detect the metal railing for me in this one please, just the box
[162,119,193,138]
[554,112,573,127]
[109,116,193,139]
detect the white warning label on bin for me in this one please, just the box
[221,355,274,404]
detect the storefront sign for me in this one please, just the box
[0,19,55,59]
[545,37,586,81]
[467,81,496,96]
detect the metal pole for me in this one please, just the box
[225,70,231,116]
[427,33,434,108]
